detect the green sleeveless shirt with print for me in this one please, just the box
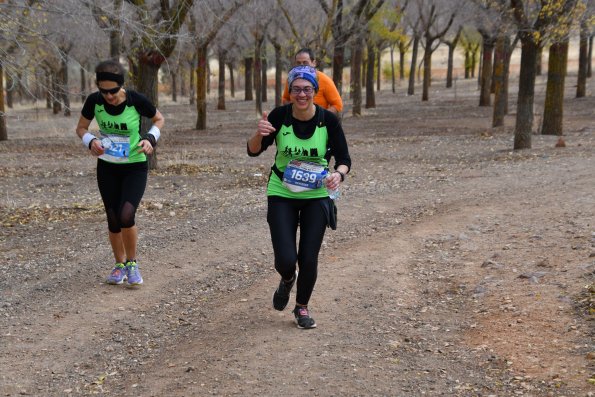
[95,102,146,164]
[268,113,329,199]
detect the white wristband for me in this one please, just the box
[82,132,96,148]
[148,125,160,141]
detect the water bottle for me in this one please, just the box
[323,170,340,200]
[327,186,340,200]
[100,137,112,150]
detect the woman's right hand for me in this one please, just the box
[89,139,104,156]
[256,111,275,137]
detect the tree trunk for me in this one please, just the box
[254,37,263,116]
[0,63,7,141]
[110,31,121,60]
[109,0,123,59]
[217,50,226,110]
[45,70,51,109]
[5,72,14,109]
[399,41,406,80]
[513,38,538,150]
[195,44,208,130]
[541,40,568,135]
[180,65,186,97]
[136,56,161,169]
[171,71,177,102]
[577,22,588,98]
[332,42,345,96]
[376,48,381,91]
[136,58,160,106]
[228,62,235,98]
[274,43,282,107]
[206,61,211,94]
[52,73,61,115]
[492,35,511,127]
[421,40,432,101]
[331,0,345,95]
[189,59,195,105]
[362,52,367,89]
[390,45,396,93]
[261,46,268,103]
[60,57,71,116]
[244,57,253,101]
[407,35,419,96]
[479,36,494,106]
[471,46,479,78]
[588,34,593,78]
[352,34,363,116]
[365,41,376,108]
[446,43,455,88]
[464,49,471,79]
[80,66,87,103]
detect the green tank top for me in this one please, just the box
[95,102,146,164]
[268,114,329,199]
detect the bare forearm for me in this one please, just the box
[247,134,263,155]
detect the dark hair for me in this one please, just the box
[295,48,316,62]
[95,60,125,76]
[95,60,125,85]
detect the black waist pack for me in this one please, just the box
[321,197,337,230]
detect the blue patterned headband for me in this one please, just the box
[287,66,318,92]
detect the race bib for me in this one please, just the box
[282,160,328,193]
[98,132,130,163]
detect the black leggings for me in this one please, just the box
[97,159,148,233]
[267,196,329,306]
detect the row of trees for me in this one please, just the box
[1,0,593,151]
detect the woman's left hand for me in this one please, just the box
[138,139,154,155]
[325,171,341,190]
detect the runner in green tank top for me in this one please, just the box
[247,65,352,329]
[75,59,164,287]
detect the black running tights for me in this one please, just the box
[267,196,328,306]
[97,159,148,233]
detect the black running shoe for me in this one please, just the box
[293,305,317,329]
[272,272,296,311]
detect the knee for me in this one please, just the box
[274,252,297,274]
[119,213,136,229]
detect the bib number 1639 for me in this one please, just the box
[290,169,317,183]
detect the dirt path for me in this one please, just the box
[0,81,593,396]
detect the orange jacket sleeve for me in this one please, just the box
[316,71,343,112]
[282,81,290,104]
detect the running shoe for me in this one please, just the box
[293,305,317,329]
[125,260,143,286]
[106,263,127,285]
[273,272,297,311]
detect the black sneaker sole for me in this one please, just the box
[295,318,317,329]
[273,291,289,311]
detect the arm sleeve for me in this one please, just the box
[81,93,99,120]
[130,91,157,119]
[325,111,351,170]
[320,73,343,112]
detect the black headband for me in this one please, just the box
[96,72,124,85]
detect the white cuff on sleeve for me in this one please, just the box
[82,132,96,148]
[148,125,160,141]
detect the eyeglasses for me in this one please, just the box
[99,86,121,95]
[290,86,314,95]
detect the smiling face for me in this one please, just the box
[289,78,315,111]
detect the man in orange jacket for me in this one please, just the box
[282,48,343,115]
